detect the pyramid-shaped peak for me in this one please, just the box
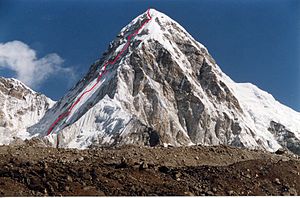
[120,8,186,35]
[27,6,300,156]
[147,8,172,19]
[116,8,208,55]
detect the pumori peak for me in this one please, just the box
[27,9,300,154]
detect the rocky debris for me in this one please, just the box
[227,190,235,196]
[274,178,281,185]
[0,144,299,196]
[288,187,297,196]
[139,161,148,170]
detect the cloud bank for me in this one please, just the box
[0,40,74,89]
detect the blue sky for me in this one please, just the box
[0,0,299,111]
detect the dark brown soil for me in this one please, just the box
[0,144,299,196]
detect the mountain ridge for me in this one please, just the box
[0,77,55,144]
[2,9,300,154]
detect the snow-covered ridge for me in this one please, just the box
[233,82,300,137]
[28,10,152,137]
[219,72,300,139]
[1,77,36,94]
[0,77,55,144]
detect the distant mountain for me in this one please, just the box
[25,9,300,154]
[0,77,55,144]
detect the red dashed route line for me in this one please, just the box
[47,8,152,135]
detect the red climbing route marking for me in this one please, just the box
[47,9,152,135]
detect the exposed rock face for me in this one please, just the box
[269,121,300,155]
[0,77,55,144]
[122,38,243,147]
[28,9,300,154]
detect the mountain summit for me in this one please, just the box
[28,9,300,153]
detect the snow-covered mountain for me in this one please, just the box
[28,9,300,154]
[0,77,55,144]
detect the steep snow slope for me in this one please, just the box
[0,77,55,144]
[29,9,300,153]
[221,73,300,151]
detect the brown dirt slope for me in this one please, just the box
[0,144,299,196]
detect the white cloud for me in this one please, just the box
[0,40,75,88]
